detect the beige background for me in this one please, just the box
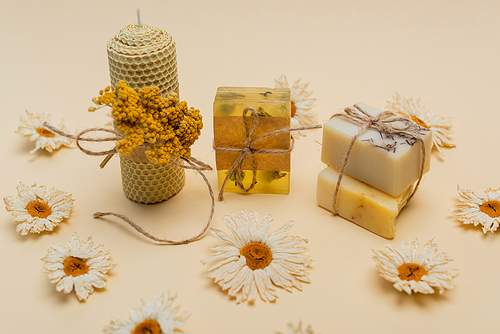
[1,0,500,333]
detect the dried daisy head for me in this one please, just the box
[16,110,74,154]
[3,182,74,235]
[103,292,189,334]
[202,210,312,303]
[386,93,455,154]
[42,233,116,301]
[277,321,318,334]
[450,187,500,233]
[373,239,458,295]
[275,75,317,137]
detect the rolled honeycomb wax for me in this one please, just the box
[107,23,179,98]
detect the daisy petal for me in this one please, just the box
[373,239,457,295]
[42,233,115,301]
[202,210,311,303]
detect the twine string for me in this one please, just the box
[213,107,321,202]
[43,122,123,157]
[329,104,427,215]
[93,157,214,245]
[42,121,215,245]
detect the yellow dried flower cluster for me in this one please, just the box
[89,81,203,163]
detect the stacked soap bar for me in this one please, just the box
[317,103,432,238]
[213,87,291,195]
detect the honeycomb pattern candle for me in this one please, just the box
[107,22,179,97]
[106,19,184,204]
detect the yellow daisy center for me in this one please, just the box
[410,115,429,129]
[397,263,428,281]
[26,201,52,218]
[480,200,500,218]
[63,257,90,277]
[291,101,297,118]
[240,242,273,270]
[36,127,56,138]
[133,319,161,334]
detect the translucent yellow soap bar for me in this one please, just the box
[216,170,290,195]
[213,87,291,195]
[213,87,291,117]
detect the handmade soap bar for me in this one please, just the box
[316,166,412,239]
[321,103,432,197]
[213,87,291,195]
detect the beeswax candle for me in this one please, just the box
[317,166,412,238]
[107,23,179,98]
[321,103,432,197]
[106,23,183,204]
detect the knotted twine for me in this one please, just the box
[329,104,428,215]
[213,107,321,201]
[43,122,214,245]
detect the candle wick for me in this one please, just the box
[137,8,142,28]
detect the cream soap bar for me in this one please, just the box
[317,166,412,239]
[321,103,432,197]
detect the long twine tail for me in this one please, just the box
[92,157,215,245]
[44,122,216,245]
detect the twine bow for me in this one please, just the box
[329,103,428,214]
[43,122,214,245]
[213,107,321,201]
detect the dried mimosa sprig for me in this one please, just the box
[89,81,203,163]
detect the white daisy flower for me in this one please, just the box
[386,93,455,154]
[373,239,458,295]
[275,75,317,137]
[103,292,189,334]
[16,110,74,154]
[277,321,318,334]
[450,187,500,233]
[3,182,74,235]
[42,233,116,301]
[202,210,312,303]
